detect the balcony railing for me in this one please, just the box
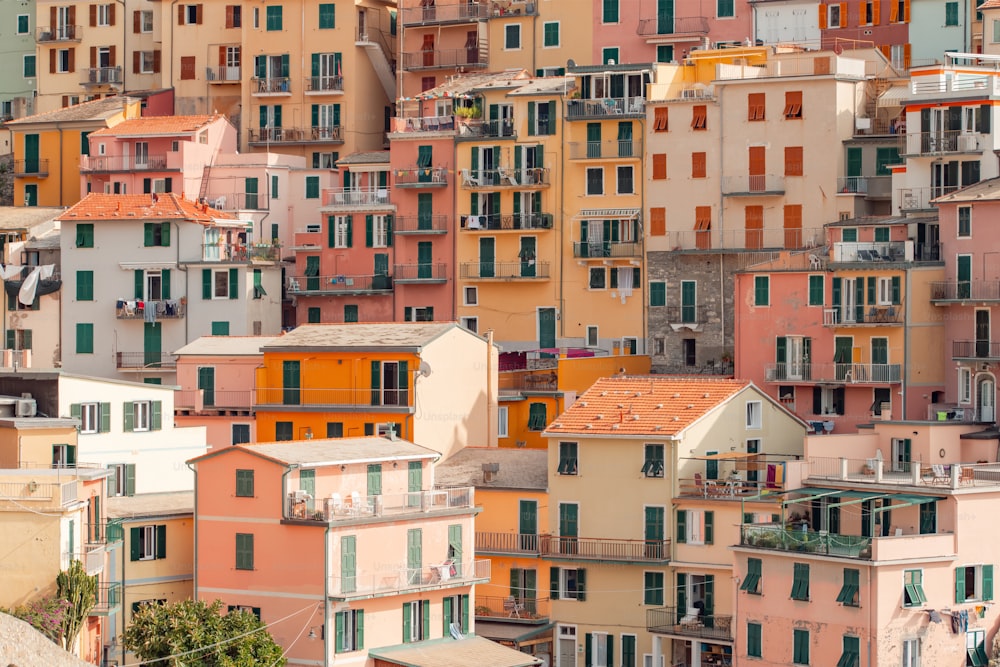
[330,558,490,598]
[566,97,646,119]
[82,67,122,86]
[666,227,824,251]
[68,543,105,576]
[454,119,516,139]
[289,487,473,523]
[476,531,544,555]
[764,362,902,384]
[722,174,786,196]
[401,48,488,71]
[400,3,491,25]
[462,213,553,230]
[568,139,643,160]
[831,240,937,264]
[662,305,708,326]
[201,242,280,262]
[837,176,892,198]
[81,155,170,172]
[91,582,122,616]
[647,607,732,641]
[116,352,177,370]
[476,531,669,562]
[932,281,1000,302]
[900,130,982,156]
[498,370,559,395]
[898,186,954,211]
[637,16,709,36]
[305,76,345,93]
[321,188,392,208]
[460,261,550,280]
[573,241,641,258]
[954,340,1000,360]
[206,66,241,83]
[394,167,448,187]
[287,273,392,295]
[211,192,270,211]
[250,77,291,94]
[460,167,550,188]
[38,25,81,41]
[247,126,344,144]
[175,389,254,411]
[741,523,873,558]
[13,160,49,177]
[393,263,448,282]
[258,384,410,408]
[393,214,449,234]
[0,480,78,508]
[475,595,550,622]
[392,115,457,133]
[823,305,904,325]
[115,299,185,320]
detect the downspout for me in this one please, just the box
[168,0,180,87]
[486,329,493,446]
[115,0,127,93]
[717,85,726,360]
[185,462,198,596]
[902,267,911,419]
[640,86,647,354]
[558,89,565,340]
[324,523,331,667]
[57,122,64,207]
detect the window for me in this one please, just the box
[335,609,364,652]
[307,307,321,324]
[132,524,165,561]
[124,400,160,432]
[23,55,36,78]
[657,44,674,63]
[653,107,668,132]
[747,622,762,658]
[589,267,606,290]
[76,402,110,434]
[691,105,707,130]
[877,277,900,305]
[740,557,762,594]
[253,6,260,28]
[557,441,578,475]
[968,630,987,667]
[232,424,251,445]
[314,151,339,169]
[403,600,428,642]
[271,174,279,200]
[784,91,803,119]
[748,92,765,121]
[143,223,170,249]
[791,562,810,600]
[837,568,860,606]
[642,444,664,477]
[683,338,696,366]
[181,4,200,24]
[235,533,254,569]
[903,638,920,667]
[960,367,972,403]
[875,147,900,175]
[528,402,547,431]
[903,569,926,607]
[692,152,706,178]
[443,594,469,634]
[676,509,714,545]
[319,3,335,29]
[234,469,255,497]
[808,275,824,306]
[107,463,135,497]
[76,270,94,301]
[463,286,478,306]
[946,2,959,26]
[497,406,508,438]
[140,10,153,31]
[616,165,634,194]
[958,206,971,237]
[266,5,282,30]
[602,0,619,23]
[368,215,391,248]
[56,49,73,73]
[208,268,236,299]
[586,167,604,195]
[602,47,619,65]
[642,571,664,605]
[785,146,803,176]
[828,3,842,27]
[956,564,994,603]
[836,636,861,667]
[551,567,586,600]
[652,154,666,180]
[331,215,352,248]
[649,281,666,307]
[793,628,809,665]
[586,326,599,347]
[504,24,521,49]
[139,51,158,73]
[17,14,29,34]
[460,316,478,333]
[754,276,769,306]
[76,323,94,354]
[543,22,559,47]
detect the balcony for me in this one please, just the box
[329,558,490,599]
[201,242,280,263]
[212,192,270,211]
[722,175,786,196]
[462,213,553,231]
[954,340,1000,361]
[247,126,344,145]
[454,119,516,139]
[91,583,122,616]
[476,531,544,555]
[37,25,81,42]
[206,66,241,83]
[81,155,171,172]
[566,97,646,120]
[460,261,550,280]
[822,305,904,326]
[13,160,49,178]
[393,214,449,235]
[288,487,474,523]
[546,536,670,563]
[320,188,393,210]
[666,227,824,252]
[115,352,177,370]
[836,176,891,199]
[394,167,448,188]
[400,3,491,26]
[392,115,457,134]
[663,305,708,327]
[460,167,550,189]
[900,130,983,156]
[497,370,559,396]
[401,48,488,71]
[898,186,951,212]
[573,241,641,258]
[0,479,79,509]
[475,595,550,623]
[495,0,538,16]
[831,240,940,264]
[568,139,643,160]
[647,607,732,642]
[305,75,345,94]
[258,384,410,409]
[393,263,448,283]
[764,362,902,384]
[115,300,185,321]
[808,457,1000,489]
[250,77,291,95]
[81,67,122,87]
[740,521,957,562]
[68,543,105,576]
[931,281,1000,302]
[175,388,254,412]
[637,16,709,36]
[287,273,393,296]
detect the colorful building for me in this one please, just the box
[0,0,38,125]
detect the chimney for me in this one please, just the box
[482,462,500,483]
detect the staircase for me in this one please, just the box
[862,76,892,135]
[198,164,212,202]
[356,28,396,100]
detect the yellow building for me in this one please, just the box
[6,95,140,207]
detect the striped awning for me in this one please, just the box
[574,208,641,219]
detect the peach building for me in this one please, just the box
[734,420,1000,667]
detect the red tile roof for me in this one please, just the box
[980,0,1000,9]
[89,115,221,137]
[57,193,235,223]
[544,376,752,437]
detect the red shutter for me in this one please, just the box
[196,4,203,24]
[133,10,140,33]
[68,6,76,25]
[89,4,97,27]
[225,5,234,28]
[50,6,57,31]
[67,48,75,73]
[90,46,97,69]
[818,4,827,29]
[133,51,140,74]
[219,46,227,66]
[50,49,57,74]
[109,45,116,67]
[109,3,115,25]
[153,50,161,73]
[178,5,185,25]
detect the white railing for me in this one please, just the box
[329,558,491,597]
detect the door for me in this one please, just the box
[197,367,215,407]
[143,322,161,367]
[373,253,389,289]
[746,439,760,482]
[748,146,765,192]
[980,378,996,422]
[681,281,696,323]
[282,360,300,405]
[538,307,556,350]
[479,237,495,278]
[787,336,804,380]
[892,438,911,473]
[842,278,857,323]
[834,336,853,381]
[872,338,888,381]
[558,503,578,554]
[305,256,320,291]
[519,237,536,277]
[417,242,433,279]
[417,193,433,230]
[407,528,422,584]
[408,461,422,507]
[656,0,674,34]
[644,506,664,559]
[586,123,601,158]
[465,30,478,65]
[846,146,863,193]
[134,142,149,168]
[518,500,538,551]
[24,135,39,174]
[618,121,633,157]
[958,255,972,298]
[977,310,991,358]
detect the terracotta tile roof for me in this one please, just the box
[414,69,531,99]
[980,0,1000,9]
[544,376,751,437]
[56,193,236,223]
[336,150,390,165]
[932,175,1000,203]
[6,96,137,125]
[89,114,220,137]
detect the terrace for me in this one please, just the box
[286,487,474,524]
[764,362,902,384]
[647,606,732,643]
[286,273,392,296]
[475,531,670,563]
[475,595,550,623]
[256,385,410,409]
[329,558,491,599]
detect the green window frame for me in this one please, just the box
[904,569,926,607]
[946,1,959,26]
[959,206,972,237]
[602,47,619,65]
[211,321,230,336]
[874,226,890,242]
[417,145,432,168]
[344,304,358,322]
[643,571,664,605]
[557,441,578,474]
[235,470,254,497]
[23,55,36,78]
[17,14,29,34]
[621,635,636,667]
[791,562,810,600]
[266,5,282,30]
[543,22,559,47]
[740,557,762,594]
[319,3,335,28]
[308,307,321,323]
[76,323,94,354]
[235,533,254,570]
[649,281,666,306]
[836,636,860,667]
[747,622,762,658]
[143,222,171,247]
[527,402,547,431]
[808,275,824,306]
[602,0,619,22]
[76,270,94,301]
[504,23,520,49]
[657,45,674,63]
[969,630,988,667]
[306,176,320,199]
[76,223,95,248]
[718,0,735,17]
[793,628,809,665]
[641,444,664,477]
[334,609,364,652]
[754,275,770,306]
[837,568,860,606]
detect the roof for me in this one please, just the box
[89,114,220,137]
[6,96,137,125]
[434,448,547,490]
[105,491,194,519]
[336,150,390,166]
[507,77,575,97]
[413,69,531,99]
[474,621,555,645]
[188,437,439,468]
[0,207,63,231]
[0,612,94,667]
[57,193,236,223]
[825,215,911,227]
[25,229,62,250]
[932,176,1000,203]
[262,322,462,351]
[369,636,542,667]
[980,0,1000,9]
[544,376,756,437]
[173,336,278,356]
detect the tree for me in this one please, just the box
[123,599,287,666]
[56,559,96,652]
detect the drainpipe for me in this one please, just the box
[115,0,127,93]
[57,122,64,207]
[902,267,911,419]
[557,90,565,340]
[185,461,198,597]
[168,0,180,87]
[486,329,493,446]
[324,522,331,667]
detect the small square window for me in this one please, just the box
[16,14,29,35]
[543,22,559,48]
[460,316,478,333]
[463,286,478,306]
[23,55,36,79]
[958,206,972,238]
[589,267,606,290]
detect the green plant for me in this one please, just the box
[7,596,71,644]
[56,560,96,651]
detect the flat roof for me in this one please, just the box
[190,437,439,468]
[262,322,461,351]
[369,636,542,667]
[106,491,194,519]
[435,447,547,490]
[174,336,278,356]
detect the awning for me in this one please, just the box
[369,636,542,667]
[475,621,555,646]
[690,452,758,460]
[878,86,909,105]
[780,487,942,509]
[574,208,641,219]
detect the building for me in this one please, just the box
[542,376,807,667]
[734,420,1000,666]
[252,322,498,458]
[0,0,38,125]
[57,193,283,383]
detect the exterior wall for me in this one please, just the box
[7,289,62,369]
[0,495,64,606]
[0,0,38,123]
[817,0,910,55]
[175,348,262,449]
[911,0,969,65]
[752,0,821,46]
[498,394,563,449]
[119,513,194,635]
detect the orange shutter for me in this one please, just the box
[839,2,847,27]
[695,207,712,249]
[654,107,668,132]
[872,0,880,24]
[109,45,116,67]
[178,5,185,25]
[692,152,706,178]
[745,206,764,249]
[748,146,766,177]
[219,46,227,66]
[652,154,667,180]
[889,0,898,22]
[691,105,707,129]
[226,5,234,29]
[818,4,827,29]
[748,93,765,120]
[879,44,891,60]
[650,207,666,236]
[904,43,911,68]
[784,146,803,176]
[903,0,910,22]
[783,204,803,248]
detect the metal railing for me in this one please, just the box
[566,97,646,119]
[647,607,733,641]
[475,595,550,621]
[741,523,873,558]
[38,25,81,41]
[462,213,553,230]
[289,487,473,522]
[67,544,105,576]
[476,531,544,554]
[394,167,448,186]
[257,385,410,408]
[660,305,707,325]
[0,480,78,508]
[393,263,448,282]
[91,582,122,615]
[454,119,516,139]
[898,186,952,211]
[305,75,344,93]
[287,273,392,294]
[392,115,456,133]
[900,130,982,155]
[13,160,49,177]
[82,67,122,85]
[212,192,270,211]
[498,370,559,394]
[330,558,490,597]
[823,305,904,325]
[87,518,124,546]
[401,48,488,70]
[568,139,643,160]
[476,531,669,562]
[460,167,550,188]
[666,227,824,251]
[116,352,177,369]
[400,3,491,25]
[115,300,185,321]
[393,214,449,233]
[206,66,241,82]
[931,281,1000,301]
[250,77,291,94]
[831,241,918,263]
[460,261,550,279]
[201,243,279,262]
[764,362,902,384]
[247,126,344,144]
[81,155,170,172]
[321,188,392,207]
[722,174,786,195]
[954,340,1000,360]
[637,16,709,35]
[175,389,254,411]
[837,176,891,197]
[573,241,641,258]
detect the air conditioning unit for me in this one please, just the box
[958,134,978,152]
[16,398,36,418]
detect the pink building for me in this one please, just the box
[174,336,276,449]
[818,0,911,64]
[189,437,508,666]
[734,421,1000,666]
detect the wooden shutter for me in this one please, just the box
[153,50,161,73]
[650,207,666,236]
[90,4,97,27]
[109,45,116,67]
[109,3,116,25]
[196,4,203,24]
[155,524,166,558]
[50,50,57,74]
[68,48,75,73]
[652,153,666,179]
[178,4,185,24]
[226,5,235,28]
[133,51,140,74]
[818,4,827,29]
[90,47,97,69]
[133,10,141,33]
[692,152,706,178]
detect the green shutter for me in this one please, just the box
[228,268,238,299]
[422,599,430,639]
[134,269,144,299]
[577,568,586,601]
[365,215,373,247]
[130,527,140,561]
[123,402,134,432]
[704,510,714,544]
[143,222,154,247]
[341,535,356,593]
[155,524,166,559]
[867,276,876,305]
[335,612,345,653]
[402,603,411,643]
[776,336,787,364]
[550,566,560,599]
[585,633,593,667]
[957,566,968,603]
[202,269,211,299]
[676,510,686,544]
[650,281,666,306]
[891,276,901,304]
[442,597,452,635]
[125,464,135,496]
[985,565,994,601]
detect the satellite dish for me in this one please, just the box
[418,360,433,377]
[567,59,576,68]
